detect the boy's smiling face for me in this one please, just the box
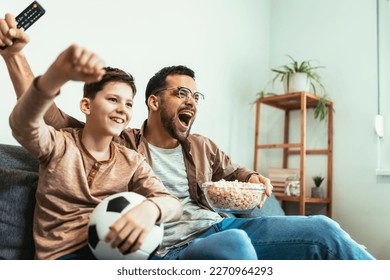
[82,81,134,137]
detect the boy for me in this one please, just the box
[9,44,182,260]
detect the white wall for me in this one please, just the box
[0,0,270,167]
[268,0,390,259]
[378,0,390,170]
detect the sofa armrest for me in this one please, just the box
[0,144,38,172]
[0,144,39,259]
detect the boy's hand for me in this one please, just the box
[0,13,29,56]
[50,44,106,83]
[38,44,105,96]
[105,200,160,254]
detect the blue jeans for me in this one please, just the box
[154,215,375,260]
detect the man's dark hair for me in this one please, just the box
[145,65,195,106]
[83,67,136,99]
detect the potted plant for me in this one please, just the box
[311,175,325,198]
[270,55,333,121]
[271,55,325,94]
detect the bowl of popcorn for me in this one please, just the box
[201,180,265,214]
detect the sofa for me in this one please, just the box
[0,143,285,260]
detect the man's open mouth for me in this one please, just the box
[178,110,193,127]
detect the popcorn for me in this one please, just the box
[202,180,264,213]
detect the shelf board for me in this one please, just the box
[305,197,331,203]
[287,149,330,155]
[256,143,301,149]
[256,145,330,155]
[256,91,333,110]
[274,193,330,204]
[274,194,299,202]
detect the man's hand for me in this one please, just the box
[105,200,160,254]
[0,13,29,56]
[248,174,273,208]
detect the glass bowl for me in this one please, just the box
[201,180,265,214]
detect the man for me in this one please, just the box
[0,13,375,259]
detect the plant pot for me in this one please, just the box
[283,73,310,93]
[311,186,325,198]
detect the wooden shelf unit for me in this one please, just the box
[253,92,334,217]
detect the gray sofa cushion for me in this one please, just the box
[0,144,38,259]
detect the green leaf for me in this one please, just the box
[314,94,332,121]
[312,176,325,187]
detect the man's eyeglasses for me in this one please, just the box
[153,87,205,104]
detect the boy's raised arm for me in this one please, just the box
[9,44,105,158]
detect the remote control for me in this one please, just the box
[0,1,45,50]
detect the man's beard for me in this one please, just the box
[160,105,193,141]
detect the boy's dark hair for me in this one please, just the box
[145,65,195,106]
[83,67,136,99]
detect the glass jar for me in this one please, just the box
[285,175,300,196]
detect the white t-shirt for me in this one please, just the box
[148,143,222,256]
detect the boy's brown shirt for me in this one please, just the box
[9,79,182,259]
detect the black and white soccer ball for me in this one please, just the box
[87,192,164,260]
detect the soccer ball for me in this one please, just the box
[87,192,164,260]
